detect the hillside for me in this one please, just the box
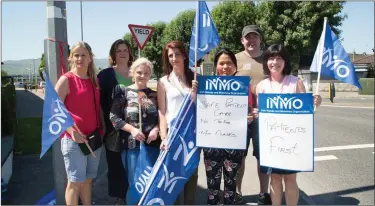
[1,58,110,75]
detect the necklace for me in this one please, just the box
[175,74,185,83]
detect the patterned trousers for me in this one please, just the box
[203,148,244,205]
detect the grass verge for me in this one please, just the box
[14,117,42,155]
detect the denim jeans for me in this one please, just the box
[121,148,140,201]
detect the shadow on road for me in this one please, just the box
[307,185,374,205]
[5,152,54,205]
[15,89,44,118]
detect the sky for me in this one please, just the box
[1,1,374,61]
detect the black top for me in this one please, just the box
[110,85,161,148]
[97,67,130,151]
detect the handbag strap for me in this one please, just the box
[91,81,99,128]
[167,73,186,98]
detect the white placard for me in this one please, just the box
[196,76,250,150]
[259,113,314,171]
[258,93,314,172]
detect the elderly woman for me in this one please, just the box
[110,57,161,203]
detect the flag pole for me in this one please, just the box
[80,1,83,41]
[194,0,199,80]
[314,17,327,111]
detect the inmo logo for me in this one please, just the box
[266,96,303,110]
[205,78,241,91]
[322,47,350,78]
[48,99,69,135]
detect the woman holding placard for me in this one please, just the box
[201,48,255,205]
[254,44,321,206]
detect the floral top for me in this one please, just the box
[110,85,161,148]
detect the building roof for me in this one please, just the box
[352,54,374,65]
[348,53,370,62]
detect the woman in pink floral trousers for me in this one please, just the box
[204,148,245,204]
[203,48,254,205]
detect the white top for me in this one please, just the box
[159,71,190,128]
[257,75,298,94]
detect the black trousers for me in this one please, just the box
[105,148,128,199]
[203,148,244,205]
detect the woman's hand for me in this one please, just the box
[247,114,254,124]
[130,127,146,142]
[313,94,322,107]
[147,127,159,144]
[192,80,198,92]
[252,108,259,119]
[160,139,169,151]
[71,130,87,144]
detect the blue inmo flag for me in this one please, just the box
[127,143,160,205]
[310,19,362,89]
[40,72,74,159]
[138,92,200,205]
[189,1,220,69]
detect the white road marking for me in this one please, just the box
[320,104,374,109]
[314,144,374,152]
[314,155,338,161]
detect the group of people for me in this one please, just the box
[55,24,322,206]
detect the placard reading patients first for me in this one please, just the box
[196,76,250,150]
[258,93,314,172]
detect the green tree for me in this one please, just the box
[1,70,8,76]
[123,33,139,59]
[255,1,347,69]
[162,10,196,49]
[141,21,168,78]
[211,1,257,55]
[366,64,374,78]
[38,53,45,81]
[39,53,45,69]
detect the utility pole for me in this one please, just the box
[45,2,69,205]
[32,60,36,84]
[80,1,83,41]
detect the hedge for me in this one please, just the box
[358,78,374,95]
[1,84,16,136]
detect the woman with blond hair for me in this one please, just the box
[55,41,104,205]
[110,57,161,203]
